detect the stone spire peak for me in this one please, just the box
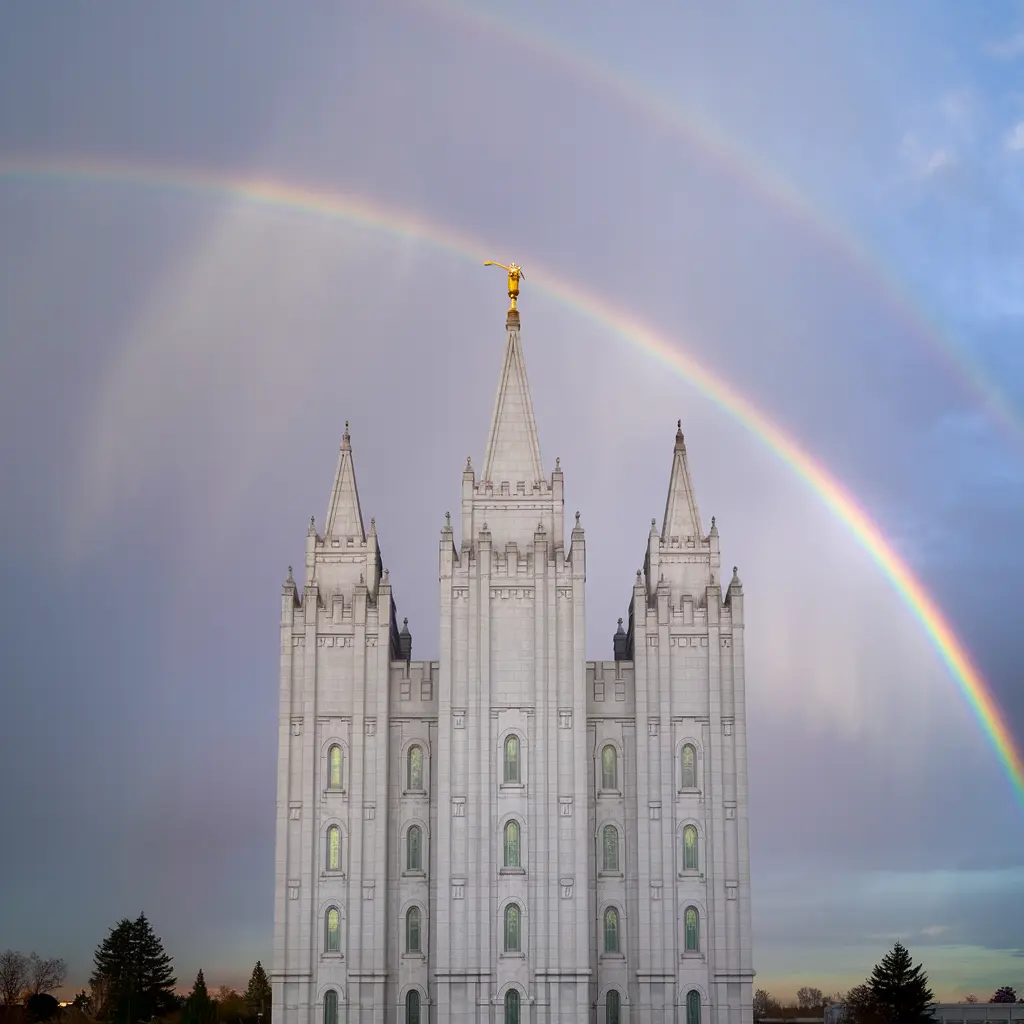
[481,309,543,487]
[325,422,365,541]
[662,417,703,540]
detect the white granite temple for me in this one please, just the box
[271,286,754,1024]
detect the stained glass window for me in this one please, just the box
[681,744,696,788]
[504,820,520,868]
[687,989,701,1024]
[601,745,618,789]
[607,989,620,1024]
[604,908,619,953]
[408,745,423,790]
[684,906,699,951]
[407,825,422,871]
[503,735,520,783]
[324,990,338,1024]
[602,825,619,872]
[327,825,341,871]
[406,907,421,952]
[325,908,340,953]
[504,989,520,1024]
[406,990,420,1024]
[683,825,698,871]
[329,745,342,789]
[504,904,521,952]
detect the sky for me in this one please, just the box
[1,0,1023,1005]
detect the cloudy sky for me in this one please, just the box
[2,0,1023,1004]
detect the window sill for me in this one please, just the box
[499,951,525,959]
[500,782,525,791]
[403,870,427,879]
[320,953,344,961]
[320,871,346,880]
[681,951,704,961]
[678,787,699,796]
[678,871,703,880]
[598,871,624,879]
[499,867,526,876]
[401,952,426,961]
[600,953,625,961]
[324,788,347,797]
[598,789,622,798]
[403,789,427,797]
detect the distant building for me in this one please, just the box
[824,1003,1024,1024]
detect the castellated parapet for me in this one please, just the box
[272,303,754,1024]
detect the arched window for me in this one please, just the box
[407,825,423,872]
[684,906,699,951]
[681,743,697,789]
[406,906,421,953]
[601,744,618,789]
[604,907,619,953]
[504,989,520,1024]
[683,824,698,871]
[407,745,423,791]
[503,903,521,952]
[503,735,520,783]
[325,907,340,953]
[406,989,420,1024]
[324,989,338,1024]
[607,989,621,1024]
[504,820,520,868]
[687,989,701,1024]
[328,745,343,789]
[602,825,619,873]
[326,825,341,872]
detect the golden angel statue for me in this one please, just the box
[484,261,525,310]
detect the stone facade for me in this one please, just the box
[271,304,754,1023]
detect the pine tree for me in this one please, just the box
[182,970,217,1024]
[244,961,272,1019]
[869,941,936,1024]
[90,913,177,1022]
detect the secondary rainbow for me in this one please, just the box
[2,155,1021,807]
[429,0,1024,450]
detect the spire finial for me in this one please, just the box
[445,511,451,528]
[466,456,472,470]
[341,420,351,450]
[484,260,526,312]
[308,516,316,536]
[575,510,581,527]
[286,566,293,583]
[555,456,560,470]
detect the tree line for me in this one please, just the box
[754,941,1024,1023]
[2,914,271,1024]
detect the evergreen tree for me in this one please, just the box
[990,988,1017,1004]
[182,970,217,1024]
[90,913,177,1022]
[868,941,935,1024]
[244,961,272,1018]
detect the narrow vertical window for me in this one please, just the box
[406,907,421,952]
[326,825,341,871]
[681,743,697,788]
[504,820,520,868]
[603,907,619,953]
[607,989,620,1024]
[602,825,619,873]
[687,989,701,1024]
[324,990,338,1024]
[683,824,698,871]
[503,735,520,783]
[504,989,520,1024]
[325,907,340,953]
[407,745,423,790]
[407,825,422,872]
[406,990,420,1024]
[684,906,699,951]
[601,744,618,789]
[503,903,521,952]
[328,745,342,789]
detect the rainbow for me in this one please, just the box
[1,155,1021,807]
[429,0,1024,450]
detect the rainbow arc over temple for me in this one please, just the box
[1,155,1021,808]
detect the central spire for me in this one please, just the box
[481,262,543,487]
